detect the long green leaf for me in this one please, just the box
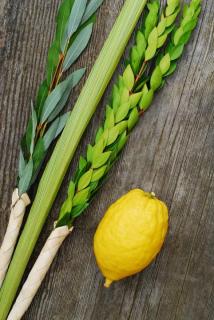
[82,0,105,24]
[40,68,85,123]
[63,23,93,72]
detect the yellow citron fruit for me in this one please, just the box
[94,189,168,288]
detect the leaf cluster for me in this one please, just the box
[56,0,202,228]
[18,0,104,195]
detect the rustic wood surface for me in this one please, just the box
[0,0,214,319]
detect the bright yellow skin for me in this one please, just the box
[94,189,168,287]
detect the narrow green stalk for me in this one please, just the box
[0,1,147,318]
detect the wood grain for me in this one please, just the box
[0,0,214,319]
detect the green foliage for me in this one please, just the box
[129,0,180,76]
[56,0,201,227]
[18,0,104,194]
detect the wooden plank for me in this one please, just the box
[0,0,213,319]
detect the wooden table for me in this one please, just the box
[0,1,213,319]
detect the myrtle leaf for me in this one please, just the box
[159,54,171,75]
[56,212,72,228]
[123,65,135,91]
[78,169,93,190]
[18,159,33,195]
[129,92,142,108]
[115,121,128,134]
[112,85,121,112]
[68,181,75,198]
[92,152,111,169]
[169,44,184,60]
[131,46,141,74]
[157,33,168,48]
[150,66,162,91]
[91,165,107,182]
[157,15,166,35]
[95,127,104,143]
[173,27,184,46]
[166,9,180,27]
[58,197,73,221]
[73,187,90,206]
[140,88,154,111]
[87,144,93,163]
[94,140,106,161]
[104,106,114,129]
[107,127,119,145]
[136,31,147,54]
[164,61,177,77]
[120,87,130,104]
[81,0,104,24]
[71,202,89,218]
[145,27,158,61]
[115,102,130,123]
[117,131,128,152]
[128,107,139,131]
[144,1,159,40]
[78,156,87,171]
[63,23,93,72]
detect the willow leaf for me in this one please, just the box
[43,119,59,150]
[18,150,26,178]
[82,0,104,24]
[32,138,46,179]
[46,42,59,86]
[35,80,49,118]
[18,160,33,196]
[56,0,75,49]
[30,103,37,155]
[47,87,71,122]
[54,112,70,139]
[41,68,85,123]
[63,23,93,72]
[63,0,87,50]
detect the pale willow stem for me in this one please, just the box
[0,189,30,288]
[7,225,73,320]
